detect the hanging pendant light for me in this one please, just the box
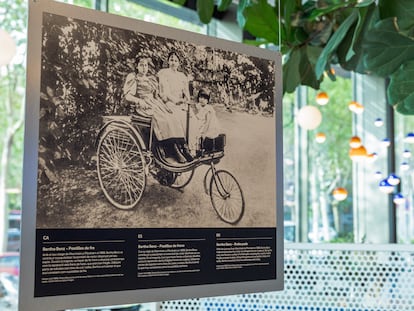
[349,136,362,148]
[404,132,414,144]
[353,103,364,114]
[374,171,383,180]
[348,101,364,114]
[374,118,384,127]
[393,193,405,205]
[379,179,394,194]
[316,92,329,105]
[333,187,348,201]
[387,174,400,186]
[402,149,412,158]
[297,105,322,130]
[400,162,410,171]
[348,101,357,112]
[349,145,367,161]
[315,132,326,143]
[0,29,16,66]
[381,138,391,147]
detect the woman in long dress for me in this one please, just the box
[157,51,191,111]
[123,56,192,163]
[157,50,195,156]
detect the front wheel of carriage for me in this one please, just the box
[97,126,146,210]
[209,169,245,224]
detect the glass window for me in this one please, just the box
[0,0,26,253]
[282,92,296,241]
[108,1,205,34]
[305,74,353,243]
[394,113,414,243]
[58,0,94,8]
[284,72,354,243]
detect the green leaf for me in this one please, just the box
[300,46,323,89]
[217,0,232,12]
[387,60,414,114]
[346,6,367,61]
[337,4,379,74]
[237,0,249,28]
[379,0,414,20]
[283,46,322,93]
[379,0,414,33]
[302,1,317,13]
[283,0,298,42]
[337,4,377,73]
[363,18,414,77]
[243,0,280,45]
[315,10,358,78]
[309,20,333,46]
[395,100,414,114]
[283,48,302,93]
[355,0,375,8]
[294,28,309,45]
[197,0,215,24]
[171,0,187,5]
[306,45,324,64]
[308,2,355,21]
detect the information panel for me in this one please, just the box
[20,1,283,310]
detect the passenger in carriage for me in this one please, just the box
[122,56,193,163]
[157,50,191,116]
[193,88,221,140]
[157,50,194,159]
[193,88,224,155]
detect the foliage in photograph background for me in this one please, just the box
[39,12,275,182]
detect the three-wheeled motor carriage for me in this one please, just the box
[96,113,245,224]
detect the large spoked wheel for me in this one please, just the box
[209,170,244,224]
[170,169,195,189]
[203,167,212,195]
[97,126,146,210]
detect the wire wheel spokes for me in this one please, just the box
[210,170,245,224]
[97,127,146,209]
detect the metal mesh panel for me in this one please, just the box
[160,298,201,310]
[159,244,414,311]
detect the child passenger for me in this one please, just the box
[193,88,222,153]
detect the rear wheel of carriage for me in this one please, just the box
[209,170,244,224]
[97,127,146,209]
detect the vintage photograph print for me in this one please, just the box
[37,12,277,229]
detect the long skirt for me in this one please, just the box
[152,107,186,141]
[164,101,200,153]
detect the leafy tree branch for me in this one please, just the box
[186,0,414,114]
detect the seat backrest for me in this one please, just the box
[131,114,152,128]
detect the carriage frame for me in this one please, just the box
[95,112,245,225]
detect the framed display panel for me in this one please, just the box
[20,0,284,310]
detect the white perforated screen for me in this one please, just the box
[160,243,414,311]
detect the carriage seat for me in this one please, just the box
[131,113,152,127]
[102,114,152,127]
[200,134,226,153]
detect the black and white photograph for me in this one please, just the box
[36,12,277,229]
[20,2,283,308]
